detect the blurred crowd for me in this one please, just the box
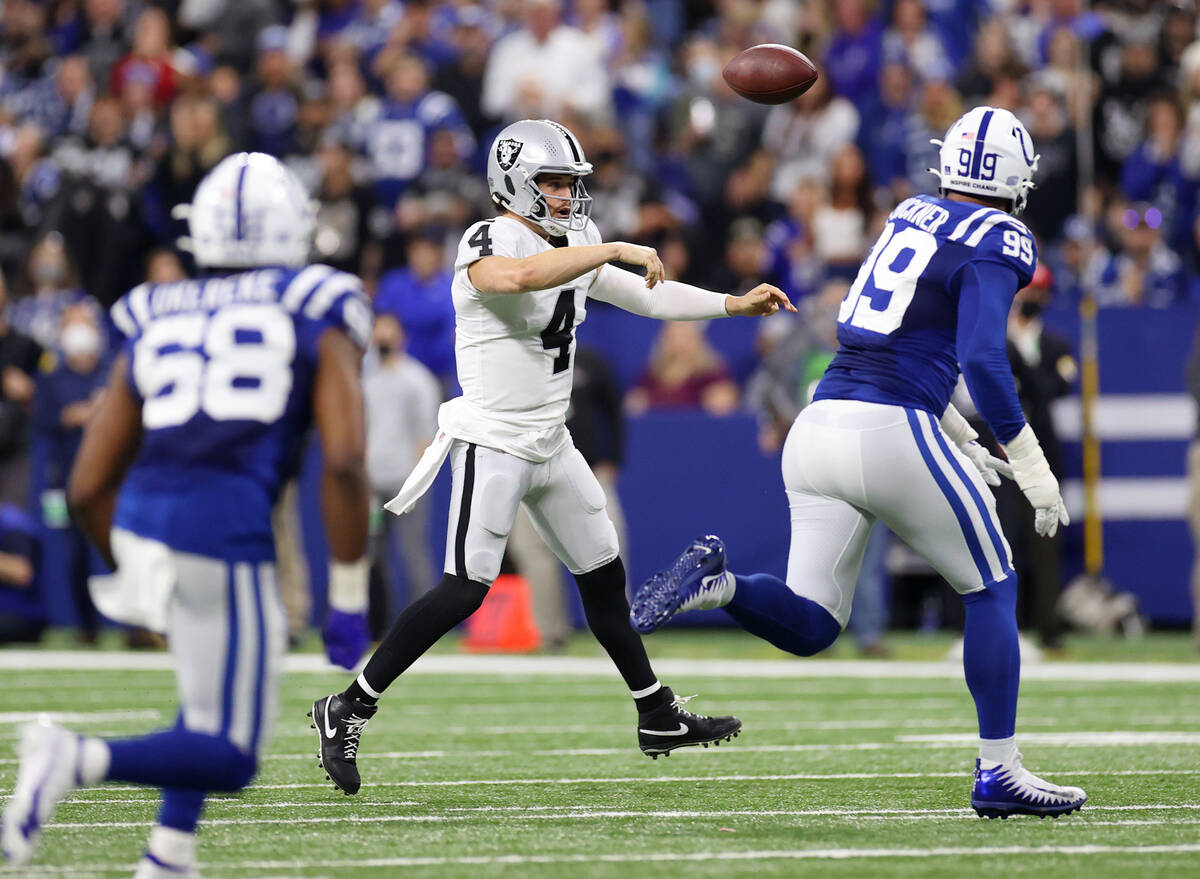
[0,0,1196,642]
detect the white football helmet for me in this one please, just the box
[930,106,1040,215]
[176,152,315,268]
[486,119,592,236]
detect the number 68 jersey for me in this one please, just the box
[442,215,603,463]
[815,194,1037,416]
[109,266,372,561]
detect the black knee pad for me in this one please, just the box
[436,572,490,615]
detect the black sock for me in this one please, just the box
[342,573,489,704]
[575,557,669,712]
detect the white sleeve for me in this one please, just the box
[589,264,729,321]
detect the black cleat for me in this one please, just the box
[310,693,377,795]
[637,688,742,757]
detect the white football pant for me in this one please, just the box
[783,399,1014,626]
[444,439,620,585]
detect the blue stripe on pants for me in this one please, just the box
[923,411,1010,575]
[219,564,238,738]
[905,408,992,585]
[250,565,267,751]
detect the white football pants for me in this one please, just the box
[782,399,1014,627]
[444,439,620,585]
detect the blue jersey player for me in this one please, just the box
[631,107,1086,819]
[2,153,375,876]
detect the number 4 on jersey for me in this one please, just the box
[541,289,575,374]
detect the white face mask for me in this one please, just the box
[61,323,101,359]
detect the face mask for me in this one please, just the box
[1019,300,1044,318]
[33,262,66,286]
[61,323,101,359]
[377,344,394,359]
[687,57,719,89]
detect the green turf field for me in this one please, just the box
[1,632,1199,878]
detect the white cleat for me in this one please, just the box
[1,718,83,865]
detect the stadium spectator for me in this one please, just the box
[109,6,178,110]
[860,62,916,202]
[246,26,302,157]
[313,141,378,277]
[10,235,94,351]
[394,128,492,244]
[432,5,497,141]
[32,304,108,643]
[997,264,1076,650]
[811,144,872,280]
[363,313,441,634]
[1021,81,1078,243]
[0,272,41,508]
[364,51,473,207]
[374,230,457,385]
[823,0,883,113]
[956,18,1025,106]
[763,71,859,204]
[1088,202,1186,308]
[0,501,43,644]
[481,0,612,122]
[143,248,186,284]
[882,0,953,84]
[625,320,738,416]
[1120,94,1197,255]
[763,178,823,302]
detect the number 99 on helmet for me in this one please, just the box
[929,106,1040,216]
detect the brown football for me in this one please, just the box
[722,44,819,105]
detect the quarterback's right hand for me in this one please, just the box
[613,242,663,288]
[1001,425,1070,538]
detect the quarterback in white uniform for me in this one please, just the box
[311,118,795,794]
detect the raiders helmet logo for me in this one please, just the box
[496,138,523,171]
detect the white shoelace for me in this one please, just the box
[342,715,371,760]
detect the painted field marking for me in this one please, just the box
[900,732,1200,746]
[2,651,1199,683]
[32,803,1200,830]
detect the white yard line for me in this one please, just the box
[900,732,1200,745]
[6,843,1199,874]
[0,710,159,725]
[1,651,1198,682]
[33,804,1200,830]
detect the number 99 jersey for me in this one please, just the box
[109,266,373,561]
[815,194,1037,415]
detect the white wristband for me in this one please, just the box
[939,404,977,446]
[328,558,368,613]
[1000,423,1040,463]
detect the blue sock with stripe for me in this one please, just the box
[158,788,206,832]
[962,573,1020,739]
[724,573,841,656]
[106,728,257,792]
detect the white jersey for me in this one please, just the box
[441,215,604,462]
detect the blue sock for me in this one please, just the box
[962,573,1020,740]
[106,728,257,792]
[724,572,842,656]
[158,788,206,833]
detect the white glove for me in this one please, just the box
[1001,424,1070,537]
[939,405,1008,488]
[959,440,1003,487]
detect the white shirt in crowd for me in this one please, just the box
[364,353,442,497]
[481,25,612,121]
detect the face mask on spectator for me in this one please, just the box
[1019,300,1044,319]
[61,323,101,359]
[687,57,719,89]
[33,261,66,286]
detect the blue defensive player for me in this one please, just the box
[631,107,1086,819]
[1,153,374,876]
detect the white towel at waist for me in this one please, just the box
[383,429,453,516]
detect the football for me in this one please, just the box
[722,43,819,105]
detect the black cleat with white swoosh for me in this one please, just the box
[309,694,377,795]
[637,688,741,758]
